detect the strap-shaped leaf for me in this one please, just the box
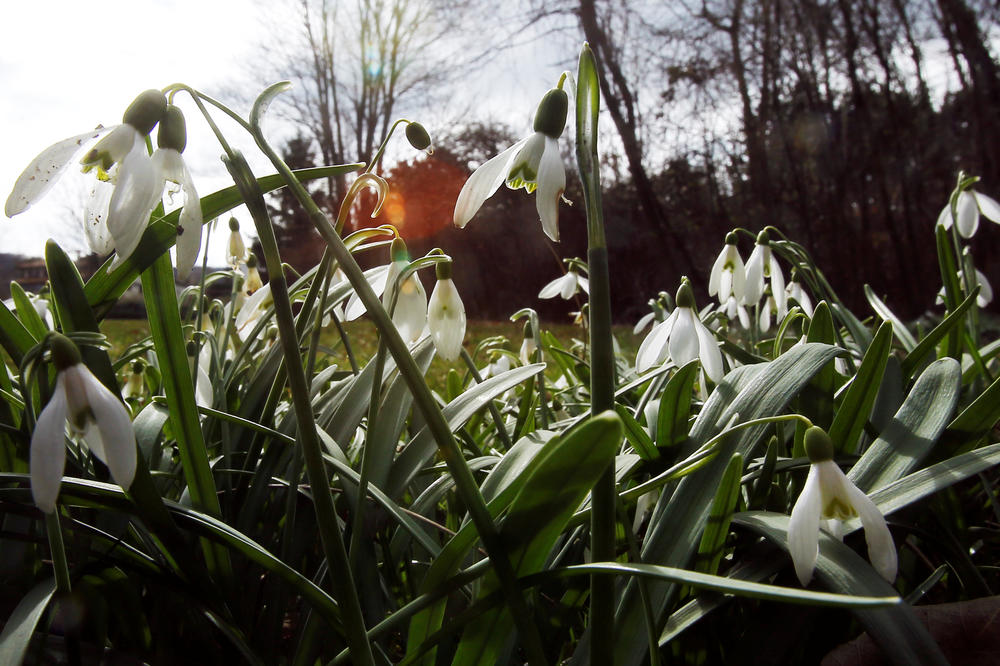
[616,403,658,461]
[0,578,56,666]
[696,453,743,575]
[828,320,892,454]
[864,285,917,352]
[849,358,960,493]
[656,359,699,449]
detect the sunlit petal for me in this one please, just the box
[427,278,466,361]
[668,308,699,366]
[453,138,527,228]
[974,191,1000,225]
[5,127,114,217]
[30,373,70,513]
[788,465,822,585]
[636,311,676,373]
[956,190,979,238]
[535,137,566,242]
[80,366,136,490]
[693,317,723,383]
[844,481,897,582]
[108,143,159,267]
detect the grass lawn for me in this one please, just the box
[100,318,644,389]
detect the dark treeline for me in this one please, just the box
[265,0,1000,324]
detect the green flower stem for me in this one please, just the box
[249,120,547,665]
[460,348,513,450]
[577,43,618,665]
[223,152,376,666]
[44,510,72,594]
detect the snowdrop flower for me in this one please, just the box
[235,282,273,341]
[539,269,589,300]
[721,295,751,329]
[936,267,993,308]
[519,321,538,365]
[636,280,723,383]
[383,238,427,344]
[788,426,896,586]
[454,87,569,241]
[936,188,1000,239]
[758,286,787,332]
[31,334,136,513]
[227,217,248,268]
[708,233,746,306]
[122,360,146,401]
[404,121,433,154]
[744,230,785,314]
[244,253,263,296]
[6,90,166,219]
[786,275,814,317]
[427,261,466,361]
[151,105,202,278]
[481,352,512,380]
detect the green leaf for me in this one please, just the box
[864,286,917,352]
[696,453,743,575]
[0,578,56,665]
[655,359,698,448]
[0,298,35,366]
[901,285,979,380]
[733,512,947,665]
[616,403,658,461]
[848,358,961,493]
[9,282,47,341]
[941,372,1000,454]
[828,320,891,454]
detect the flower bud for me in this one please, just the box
[756,229,771,245]
[435,260,452,280]
[49,333,82,371]
[157,105,187,153]
[229,217,240,232]
[123,90,168,135]
[675,280,696,309]
[725,231,739,245]
[532,88,569,139]
[405,122,432,152]
[390,237,410,263]
[804,425,834,462]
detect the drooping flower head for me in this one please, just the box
[31,334,137,513]
[405,121,433,154]
[708,232,746,306]
[383,238,427,344]
[744,229,785,314]
[454,86,569,241]
[788,426,897,586]
[936,188,1000,239]
[244,253,263,296]
[6,90,168,264]
[151,104,202,278]
[427,260,466,361]
[538,268,589,300]
[519,319,538,365]
[227,217,248,268]
[635,279,723,383]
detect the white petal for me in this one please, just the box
[344,264,390,321]
[80,365,136,490]
[539,273,573,299]
[427,278,466,361]
[235,283,272,339]
[84,178,115,255]
[453,138,527,228]
[744,245,765,305]
[976,270,993,306]
[693,317,723,383]
[788,465,823,585]
[30,374,70,513]
[174,168,203,279]
[577,276,589,295]
[668,308,700,366]
[636,312,676,373]
[393,275,428,343]
[844,481,897,582]
[708,247,727,297]
[5,126,114,217]
[974,192,1000,225]
[108,143,159,267]
[535,137,565,242]
[633,311,655,335]
[195,363,213,409]
[956,191,979,238]
[769,256,786,315]
[936,202,952,229]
